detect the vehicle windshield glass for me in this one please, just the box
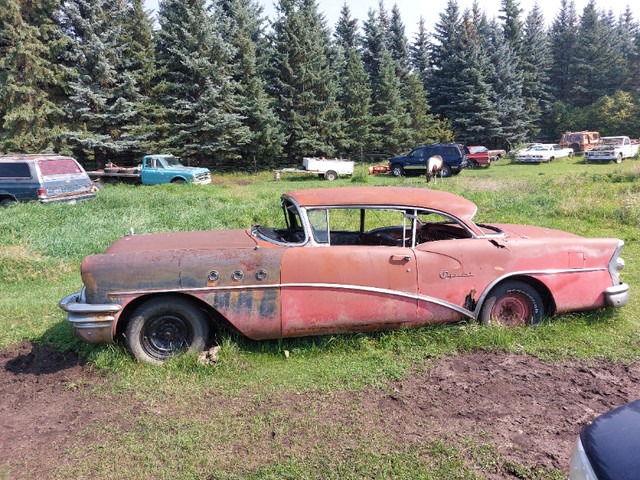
[159,156,184,168]
[530,146,547,151]
[602,138,622,145]
[253,199,306,245]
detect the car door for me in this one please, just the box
[280,207,418,336]
[405,146,426,172]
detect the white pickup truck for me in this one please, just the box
[584,136,639,164]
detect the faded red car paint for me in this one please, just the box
[467,146,492,167]
[59,187,629,364]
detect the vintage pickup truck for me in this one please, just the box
[88,155,211,185]
[584,136,639,164]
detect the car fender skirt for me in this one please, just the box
[604,283,629,308]
[59,291,121,343]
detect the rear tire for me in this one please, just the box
[0,198,16,207]
[442,164,453,177]
[615,153,622,164]
[480,281,544,327]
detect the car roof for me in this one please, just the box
[284,187,479,222]
[0,154,75,162]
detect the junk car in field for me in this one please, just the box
[59,187,629,364]
[0,154,96,206]
[515,144,574,163]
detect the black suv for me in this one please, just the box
[388,144,469,177]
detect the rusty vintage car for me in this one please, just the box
[59,187,629,364]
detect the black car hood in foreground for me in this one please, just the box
[580,399,640,480]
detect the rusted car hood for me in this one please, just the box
[104,229,257,254]
[492,224,582,240]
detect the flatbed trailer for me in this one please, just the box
[275,157,354,181]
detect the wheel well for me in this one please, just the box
[114,293,234,342]
[486,275,556,317]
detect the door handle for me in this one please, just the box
[390,255,411,262]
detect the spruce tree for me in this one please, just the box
[570,1,624,106]
[548,0,579,103]
[521,3,550,138]
[0,0,66,153]
[339,49,373,160]
[617,7,639,92]
[214,0,284,170]
[60,0,147,166]
[154,0,249,167]
[499,0,523,58]
[361,8,387,87]
[389,4,411,81]
[370,48,412,155]
[267,0,344,162]
[410,17,431,90]
[334,2,358,50]
[403,72,439,146]
[486,21,528,148]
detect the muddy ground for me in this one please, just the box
[2,341,640,478]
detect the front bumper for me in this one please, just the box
[604,283,629,308]
[58,290,121,344]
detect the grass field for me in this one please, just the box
[1,154,639,479]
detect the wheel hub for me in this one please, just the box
[492,294,531,326]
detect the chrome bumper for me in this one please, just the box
[58,291,121,344]
[604,283,629,308]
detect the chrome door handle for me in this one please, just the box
[390,255,411,262]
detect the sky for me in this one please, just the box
[143,0,636,34]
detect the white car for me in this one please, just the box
[515,144,574,163]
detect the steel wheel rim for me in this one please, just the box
[491,294,531,326]
[142,314,192,359]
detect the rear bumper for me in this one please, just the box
[58,290,121,343]
[604,283,629,308]
[40,192,97,203]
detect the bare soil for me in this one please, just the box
[2,341,640,478]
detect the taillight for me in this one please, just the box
[37,188,46,198]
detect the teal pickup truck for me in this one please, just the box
[88,155,211,185]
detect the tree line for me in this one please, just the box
[1,0,639,170]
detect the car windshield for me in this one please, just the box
[529,145,548,151]
[470,147,487,153]
[601,138,623,145]
[159,156,185,168]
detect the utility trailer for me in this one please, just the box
[275,157,354,181]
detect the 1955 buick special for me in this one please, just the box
[59,187,629,364]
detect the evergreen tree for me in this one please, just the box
[267,0,344,162]
[616,7,638,93]
[361,8,387,86]
[410,17,431,90]
[338,49,373,160]
[60,0,148,166]
[389,4,411,81]
[499,0,523,57]
[154,0,249,167]
[486,21,528,148]
[370,48,412,154]
[521,3,550,138]
[570,1,624,106]
[334,2,358,50]
[0,0,66,153]
[448,11,499,144]
[548,0,578,103]
[428,0,462,121]
[402,72,440,146]
[214,0,284,170]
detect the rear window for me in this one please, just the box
[0,162,31,178]
[37,158,82,176]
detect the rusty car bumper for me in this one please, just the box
[58,289,122,343]
[604,283,629,308]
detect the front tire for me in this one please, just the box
[324,170,338,181]
[480,281,544,327]
[441,164,453,177]
[615,153,622,164]
[125,296,209,364]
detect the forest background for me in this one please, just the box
[1,0,639,170]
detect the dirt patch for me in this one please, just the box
[0,341,108,466]
[2,344,639,477]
